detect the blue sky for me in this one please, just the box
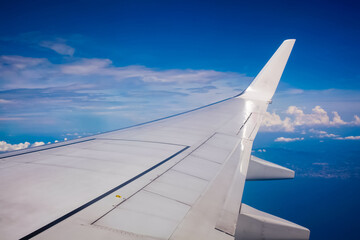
[0,1,360,238]
[0,0,359,140]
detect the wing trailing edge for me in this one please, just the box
[239,39,295,101]
[236,204,310,240]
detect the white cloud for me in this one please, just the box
[309,129,339,138]
[60,58,238,83]
[261,111,294,132]
[0,55,48,69]
[0,141,30,151]
[335,136,360,140]
[280,88,304,95]
[274,137,304,142]
[0,141,48,152]
[0,54,243,90]
[308,129,360,140]
[261,105,360,132]
[40,41,75,56]
[330,111,346,125]
[353,115,360,125]
[61,58,111,75]
[0,117,24,121]
[287,105,330,126]
[31,141,45,147]
[0,99,12,103]
[66,132,79,136]
[313,162,328,166]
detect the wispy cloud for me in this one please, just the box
[60,58,239,83]
[0,54,243,90]
[0,48,248,134]
[0,99,12,103]
[335,136,360,140]
[274,137,304,142]
[1,32,77,57]
[309,129,339,138]
[0,55,48,69]
[0,117,24,121]
[275,128,360,142]
[40,40,75,56]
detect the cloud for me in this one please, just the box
[0,141,30,151]
[61,59,238,83]
[313,162,329,166]
[61,58,111,75]
[0,99,12,103]
[309,129,339,138]
[0,117,24,121]
[2,33,76,56]
[353,115,360,125]
[187,86,217,93]
[261,105,360,132]
[32,141,45,147]
[261,112,294,132]
[40,41,75,56]
[0,54,243,90]
[0,52,247,132]
[274,137,304,142]
[279,88,304,95]
[308,129,360,140]
[0,55,48,69]
[335,136,360,140]
[0,141,50,152]
[330,111,347,125]
[0,55,50,89]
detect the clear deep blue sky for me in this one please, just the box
[1,0,359,90]
[0,1,360,239]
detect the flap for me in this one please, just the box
[246,155,294,181]
[236,204,310,240]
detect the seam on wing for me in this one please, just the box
[94,138,188,147]
[236,113,252,135]
[19,146,190,240]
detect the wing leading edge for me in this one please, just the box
[0,40,309,240]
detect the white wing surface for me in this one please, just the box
[0,39,310,240]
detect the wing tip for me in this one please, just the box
[238,39,296,101]
[284,38,296,42]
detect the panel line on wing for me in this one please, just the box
[170,168,212,181]
[142,189,192,207]
[236,113,252,135]
[19,146,190,240]
[94,138,188,147]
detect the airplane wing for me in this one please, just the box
[0,39,310,240]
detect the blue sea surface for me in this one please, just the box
[246,137,360,240]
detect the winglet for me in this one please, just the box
[239,39,296,101]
